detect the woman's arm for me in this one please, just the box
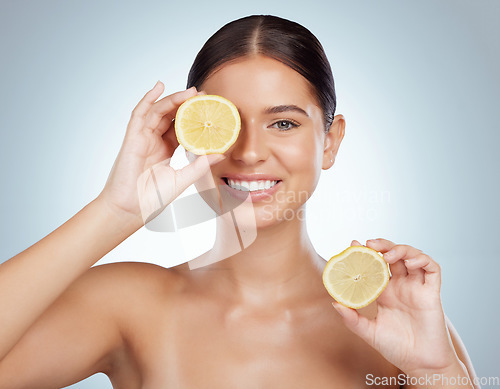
[0,197,136,361]
[0,261,133,388]
[0,82,224,386]
[446,316,480,388]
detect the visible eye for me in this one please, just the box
[270,120,300,131]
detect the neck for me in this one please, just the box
[201,206,326,306]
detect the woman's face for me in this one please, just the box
[192,55,344,229]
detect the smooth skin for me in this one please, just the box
[0,55,478,388]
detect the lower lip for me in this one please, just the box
[219,178,282,202]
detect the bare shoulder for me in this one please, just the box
[77,262,189,384]
[86,261,179,284]
[0,261,186,388]
[80,261,187,306]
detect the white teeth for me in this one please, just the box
[226,178,278,192]
[228,179,244,191]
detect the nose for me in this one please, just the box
[228,118,269,165]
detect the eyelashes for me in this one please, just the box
[269,119,300,131]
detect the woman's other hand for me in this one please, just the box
[331,239,472,382]
[98,82,225,229]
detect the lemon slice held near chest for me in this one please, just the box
[323,246,390,309]
[175,94,241,155]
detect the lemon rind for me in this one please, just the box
[322,246,390,309]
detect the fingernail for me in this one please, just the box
[332,302,344,316]
[384,250,395,258]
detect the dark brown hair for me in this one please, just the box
[187,15,336,131]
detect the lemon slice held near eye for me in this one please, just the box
[174,94,241,155]
[322,246,390,309]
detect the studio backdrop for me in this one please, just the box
[1,1,498,387]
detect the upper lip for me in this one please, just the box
[221,173,282,181]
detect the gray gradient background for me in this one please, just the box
[1,0,499,387]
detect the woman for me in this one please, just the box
[0,15,478,388]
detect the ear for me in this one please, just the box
[322,114,345,170]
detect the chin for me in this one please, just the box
[235,201,306,231]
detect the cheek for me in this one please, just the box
[277,134,324,190]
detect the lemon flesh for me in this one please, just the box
[322,246,390,309]
[175,95,241,155]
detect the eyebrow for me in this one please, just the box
[263,104,310,118]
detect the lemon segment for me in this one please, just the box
[322,246,390,309]
[175,94,241,155]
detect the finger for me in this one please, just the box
[144,87,197,134]
[174,154,226,195]
[382,244,423,264]
[365,239,405,278]
[131,81,165,119]
[404,253,441,287]
[403,254,426,283]
[350,240,363,246]
[331,302,376,346]
[197,90,207,96]
[365,238,397,253]
[157,113,174,136]
[388,260,408,278]
[384,244,426,279]
[161,120,179,150]
[158,113,178,144]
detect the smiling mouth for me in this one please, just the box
[221,177,282,192]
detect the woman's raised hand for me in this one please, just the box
[98,82,224,229]
[0,82,226,367]
[331,239,468,380]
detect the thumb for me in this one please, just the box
[175,154,225,195]
[331,301,375,346]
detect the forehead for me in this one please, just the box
[200,55,320,114]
